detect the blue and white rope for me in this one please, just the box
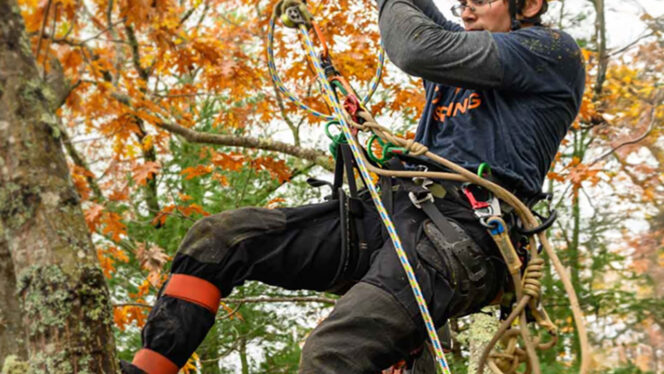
[296,23,452,374]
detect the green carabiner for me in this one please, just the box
[367,134,387,164]
[325,121,347,159]
[330,80,348,96]
[477,162,492,178]
[325,120,341,140]
[367,135,408,165]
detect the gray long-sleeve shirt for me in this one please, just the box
[377,0,586,197]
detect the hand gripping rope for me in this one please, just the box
[267,2,592,374]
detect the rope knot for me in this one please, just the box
[522,257,544,300]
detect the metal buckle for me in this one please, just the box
[409,190,434,209]
[410,166,435,209]
[412,165,434,188]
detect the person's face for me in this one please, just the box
[457,0,512,32]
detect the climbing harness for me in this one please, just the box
[267,2,591,373]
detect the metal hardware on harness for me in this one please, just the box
[518,209,558,235]
[411,165,432,187]
[409,190,434,210]
[281,5,311,28]
[409,166,435,209]
[462,184,502,227]
[319,54,337,78]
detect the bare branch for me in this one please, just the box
[114,295,336,310]
[155,120,333,170]
[592,0,609,96]
[60,128,105,202]
[224,296,336,304]
[35,0,53,61]
[590,105,659,165]
[608,31,656,57]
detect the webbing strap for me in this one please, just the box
[389,167,463,243]
[132,348,179,374]
[332,143,362,199]
[340,145,359,197]
[420,200,463,243]
[163,274,221,314]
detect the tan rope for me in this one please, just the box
[345,110,591,374]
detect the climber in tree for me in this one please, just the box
[121,0,585,372]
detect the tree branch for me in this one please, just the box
[60,128,105,202]
[124,24,149,81]
[155,120,333,170]
[590,104,659,165]
[591,0,609,97]
[114,295,337,310]
[34,0,53,61]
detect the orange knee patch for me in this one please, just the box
[163,274,221,314]
[132,348,179,374]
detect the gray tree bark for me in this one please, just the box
[0,224,27,363]
[0,0,118,372]
[464,308,499,374]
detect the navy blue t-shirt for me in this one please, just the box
[414,27,585,197]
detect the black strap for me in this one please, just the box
[380,176,394,215]
[331,143,345,200]
[340,144,359,197]
[393,176,463,244]
[420,195,462,243]
[331,143,362,199]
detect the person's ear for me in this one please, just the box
[521,0,544,18]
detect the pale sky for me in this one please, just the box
[433,0,664,50]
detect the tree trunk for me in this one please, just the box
[0,224,27,363]
[467,308,499,374]
[592,0,608,96]
[240,336,249,374]
[0,1,118,372]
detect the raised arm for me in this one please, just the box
[377,0,503,89]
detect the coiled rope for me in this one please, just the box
[266,2,591,373]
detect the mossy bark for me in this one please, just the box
[0,1,118,372]
[465,308,499,374]
[0,227,27,363]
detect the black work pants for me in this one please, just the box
[140,187,506,373]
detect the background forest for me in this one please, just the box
[0,0,662,372]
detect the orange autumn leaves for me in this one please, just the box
[181,150,292,184]
[548,46,662,202]
[85,204,128,242]
[113,279,152,331]
[548,156,601,200]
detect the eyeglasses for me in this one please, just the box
[450,0,501,17]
